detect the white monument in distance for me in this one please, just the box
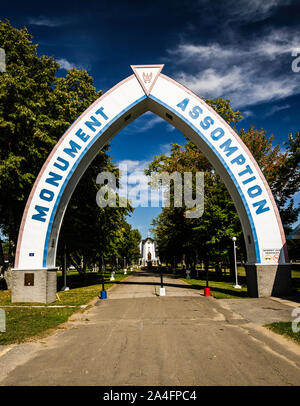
[139,233,159,266]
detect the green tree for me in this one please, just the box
[0,20,102,263]
[0,20,140,275]
[239,127,300,229]
[147,101,300,272]
[0,20,59,261]
[282,132,300,260]
[115,221,142,266]
[57,147,130,272]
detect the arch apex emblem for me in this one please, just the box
[130,64,164,95]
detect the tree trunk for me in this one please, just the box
[0,239,7,275]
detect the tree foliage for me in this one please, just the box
[147,101,300,267]
[0,20,141,270]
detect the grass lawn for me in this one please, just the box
[291,268,300,295]
[265,322,300,344]
[180,277,248,299]
[0,307,75,345]
[0,269,131,345]
[176,266,248,299]
[177,266,300,299]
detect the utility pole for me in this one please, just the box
[61,244,69,291]
[100,253,107,299]
[124,256,127,274]
[159,264,165,296]
[232,237,241,289]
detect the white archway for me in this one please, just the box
[12,65,291,302]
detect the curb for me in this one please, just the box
[270,296,300,308]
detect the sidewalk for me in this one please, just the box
[110,270,300,325]
[107,270,201,299]
[217,297,300,325]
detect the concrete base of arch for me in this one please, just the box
[245,264,292,297]
[11,268,57,303]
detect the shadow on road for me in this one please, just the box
[57,268,300,301]
[110,270,251,298]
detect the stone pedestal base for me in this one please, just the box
[11,269,57,303]
[245,264,292,297]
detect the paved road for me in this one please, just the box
[1,270,300,386]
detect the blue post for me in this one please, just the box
[100,290,107,300]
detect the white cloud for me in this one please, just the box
[175,66,244,99]
[140,115,165,131]
[168,43,236,61]
[57,58,76,71]
[265,104,290,117]
[171,29,299,64]
[158,144,172,156]
[117,159,149,174]
[231,0,293,22]
[204,0,294,24]
[28,16,69,27]
[240,110,254,120]
[122,111,174,134]
[168,27,300,108]
[116,159,165,207]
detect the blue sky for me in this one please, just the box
[2,0,300,238]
